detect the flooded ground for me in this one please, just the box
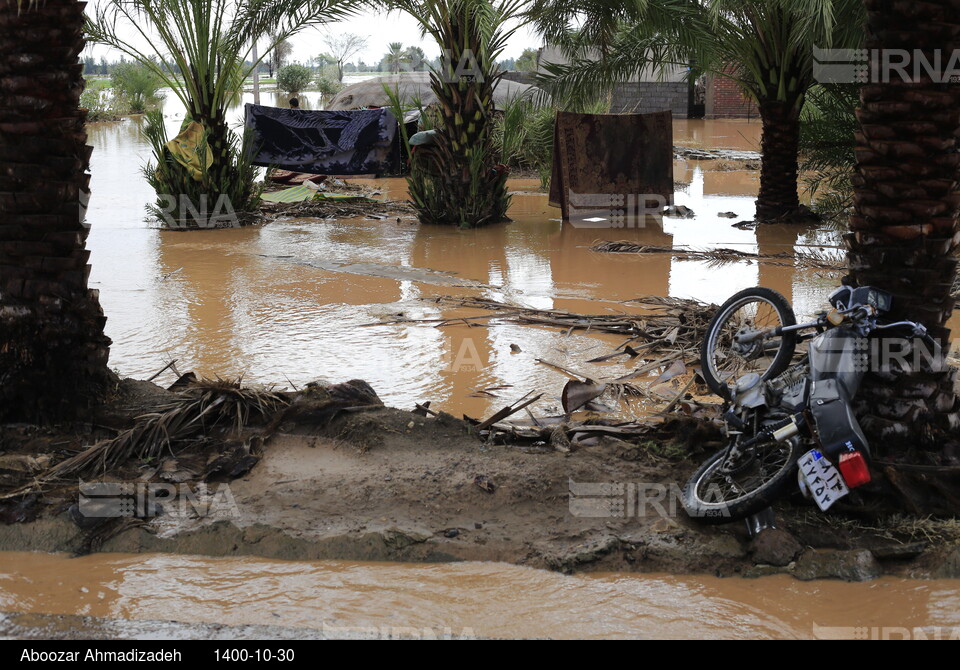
[1,552,959,639]
[83,92,890,419]
[3,94,952,642]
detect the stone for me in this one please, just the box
[933,546,960,579]
[792,549,882,582]
[749,528,802,566]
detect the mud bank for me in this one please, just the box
[1,380,959,582]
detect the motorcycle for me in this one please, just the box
[681,284,935,523]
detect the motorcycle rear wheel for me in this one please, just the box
[682,438,802,524]
[700,287,797,399]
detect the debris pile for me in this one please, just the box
[372,294,726,443]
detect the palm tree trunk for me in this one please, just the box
[847,0,960,470]
[0,0,112,420]
[756,100,803,222]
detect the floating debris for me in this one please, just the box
[261,197,416,220]
[590,241,845,271]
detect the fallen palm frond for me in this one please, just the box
[590,241,845,271]
[263,197,417,220]
[48,379,289,479]
[414,295,714,345]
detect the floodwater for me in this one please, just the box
[83,90,892,419]
[9,90,954,642]
[1,552,958,639]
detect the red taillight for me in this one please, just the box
[839,451,871,488]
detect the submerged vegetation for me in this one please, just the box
[85,0,353,227]
[79,86,127,122]
[80,64,164,120]
[493,94,608,189]
[382,0,526,228]
[111,62,166,113]
[277,63,313,94]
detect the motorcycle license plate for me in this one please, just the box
[798,449,849,511]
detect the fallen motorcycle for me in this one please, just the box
[682,284,935,523]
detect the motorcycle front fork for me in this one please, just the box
[745,507,777,537]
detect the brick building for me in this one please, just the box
[704,73,758,119]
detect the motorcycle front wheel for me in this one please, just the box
[700,287,797,399]
[681,438,801,524]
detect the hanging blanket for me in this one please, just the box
[549,111,674,223]
[245,104,400,175]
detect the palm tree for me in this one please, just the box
[0,0,112,420]
[384,42,411,73]
[529,0,865,222]
[86,0,355,227]
[405,45,427,71]
[381,0,525,227]
[847,0,960,458]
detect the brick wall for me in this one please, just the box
[705,75,758,119]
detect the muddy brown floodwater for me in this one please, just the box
[84,95,912,420]
[1,552,959,639]
[15,95,951,640]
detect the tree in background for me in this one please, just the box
[313,53,337,70]
[383,42,410,73]
[514,47,538,72]
[405,45,426,70]
[277,63,313,93]
[268,33,294,77]
[110,61,165,113]
[323,31,369,82]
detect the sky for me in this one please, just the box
[82,4,546,66]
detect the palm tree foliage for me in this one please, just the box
[86,0,356,227]
[799,83,860,219]
[384,42,411,73]
[375,0,526,227]
[528,0,866,222]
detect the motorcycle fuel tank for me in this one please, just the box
[809,328,867,398]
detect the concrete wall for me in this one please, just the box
[610,82,689,117]
[501,71,538,86]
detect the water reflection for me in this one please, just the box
[85,109,870,416]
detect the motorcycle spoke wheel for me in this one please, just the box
[700,288,797,398]
[682,439,801,524]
